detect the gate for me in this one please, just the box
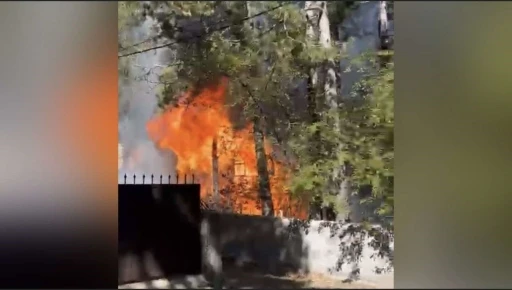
[118,175,201,285]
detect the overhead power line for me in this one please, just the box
[118,2,294,58]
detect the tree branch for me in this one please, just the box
[119,2,293,58]
[119,36,160,52]
[264,64,276,93]
[238,78,293,164]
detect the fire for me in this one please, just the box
[146,77,306,218]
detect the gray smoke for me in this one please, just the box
[118,18,175,184]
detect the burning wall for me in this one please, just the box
[145,78,306,218]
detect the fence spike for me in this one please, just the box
[192,174,195,184]
[160,175,163,184]
[133,174,136,184]
[184,174,187,184]
[168,174,171,184]
[143,174,146,184]
[151,174,154,184]
[124,174,127,184]
[176,173,179,184]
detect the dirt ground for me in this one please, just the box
[119,255,393,289]
[119,268,392,289]
[220,268,386,289]
[218,260,393,289]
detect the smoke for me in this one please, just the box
[118,17,175,184]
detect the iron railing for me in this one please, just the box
[119,174,217,211]
[120,173,198,184]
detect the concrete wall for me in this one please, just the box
[202,212,394,283]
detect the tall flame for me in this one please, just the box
[146,77,306,218]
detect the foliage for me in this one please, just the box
[118,1,144,78]
[326,1,357,40]
[144,1,345,217]
[346,60,394,219]
[118,1,394,223]
[119,2,394,279]
[288,55,394,223]
[118,1,144,118]
[148,1,340,116]
[118,1,143,31]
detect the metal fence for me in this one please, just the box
[120,173,198,185]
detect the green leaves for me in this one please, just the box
[347,59,394,219]
[171,1,217,17]
[120,1,394,222]
[152,1,336,106]
[287,53,394,221]
[118,1,143,31]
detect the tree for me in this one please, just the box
[118,3,394,284]
[139,1,338,217]
[345,58,394,222]
[118,1,144,118]
[289,1,394,224]
[288,54,394,225]
[118,1,394,225]
[303,1,352,220]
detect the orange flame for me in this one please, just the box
[146,77,306,218]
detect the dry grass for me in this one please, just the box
[119,261,392,289]
[284,273,378,289]
[119,272,387,289]
[219,266,381,289]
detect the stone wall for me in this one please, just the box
[201,212,394,283]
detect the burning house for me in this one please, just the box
[119,1,393,221]
[143,77,307,218]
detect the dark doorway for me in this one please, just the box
[118,183,202,285]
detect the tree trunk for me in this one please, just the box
[211,136,220,211]
[306,1,345,220]
[245,1,275,217]
[306,1,352,221]
[317,1,344,220]
[317,2,353,222]
[305,1,322,219]
[379,1,390,40]
[253,115,274,217]
[317,2,338,109]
